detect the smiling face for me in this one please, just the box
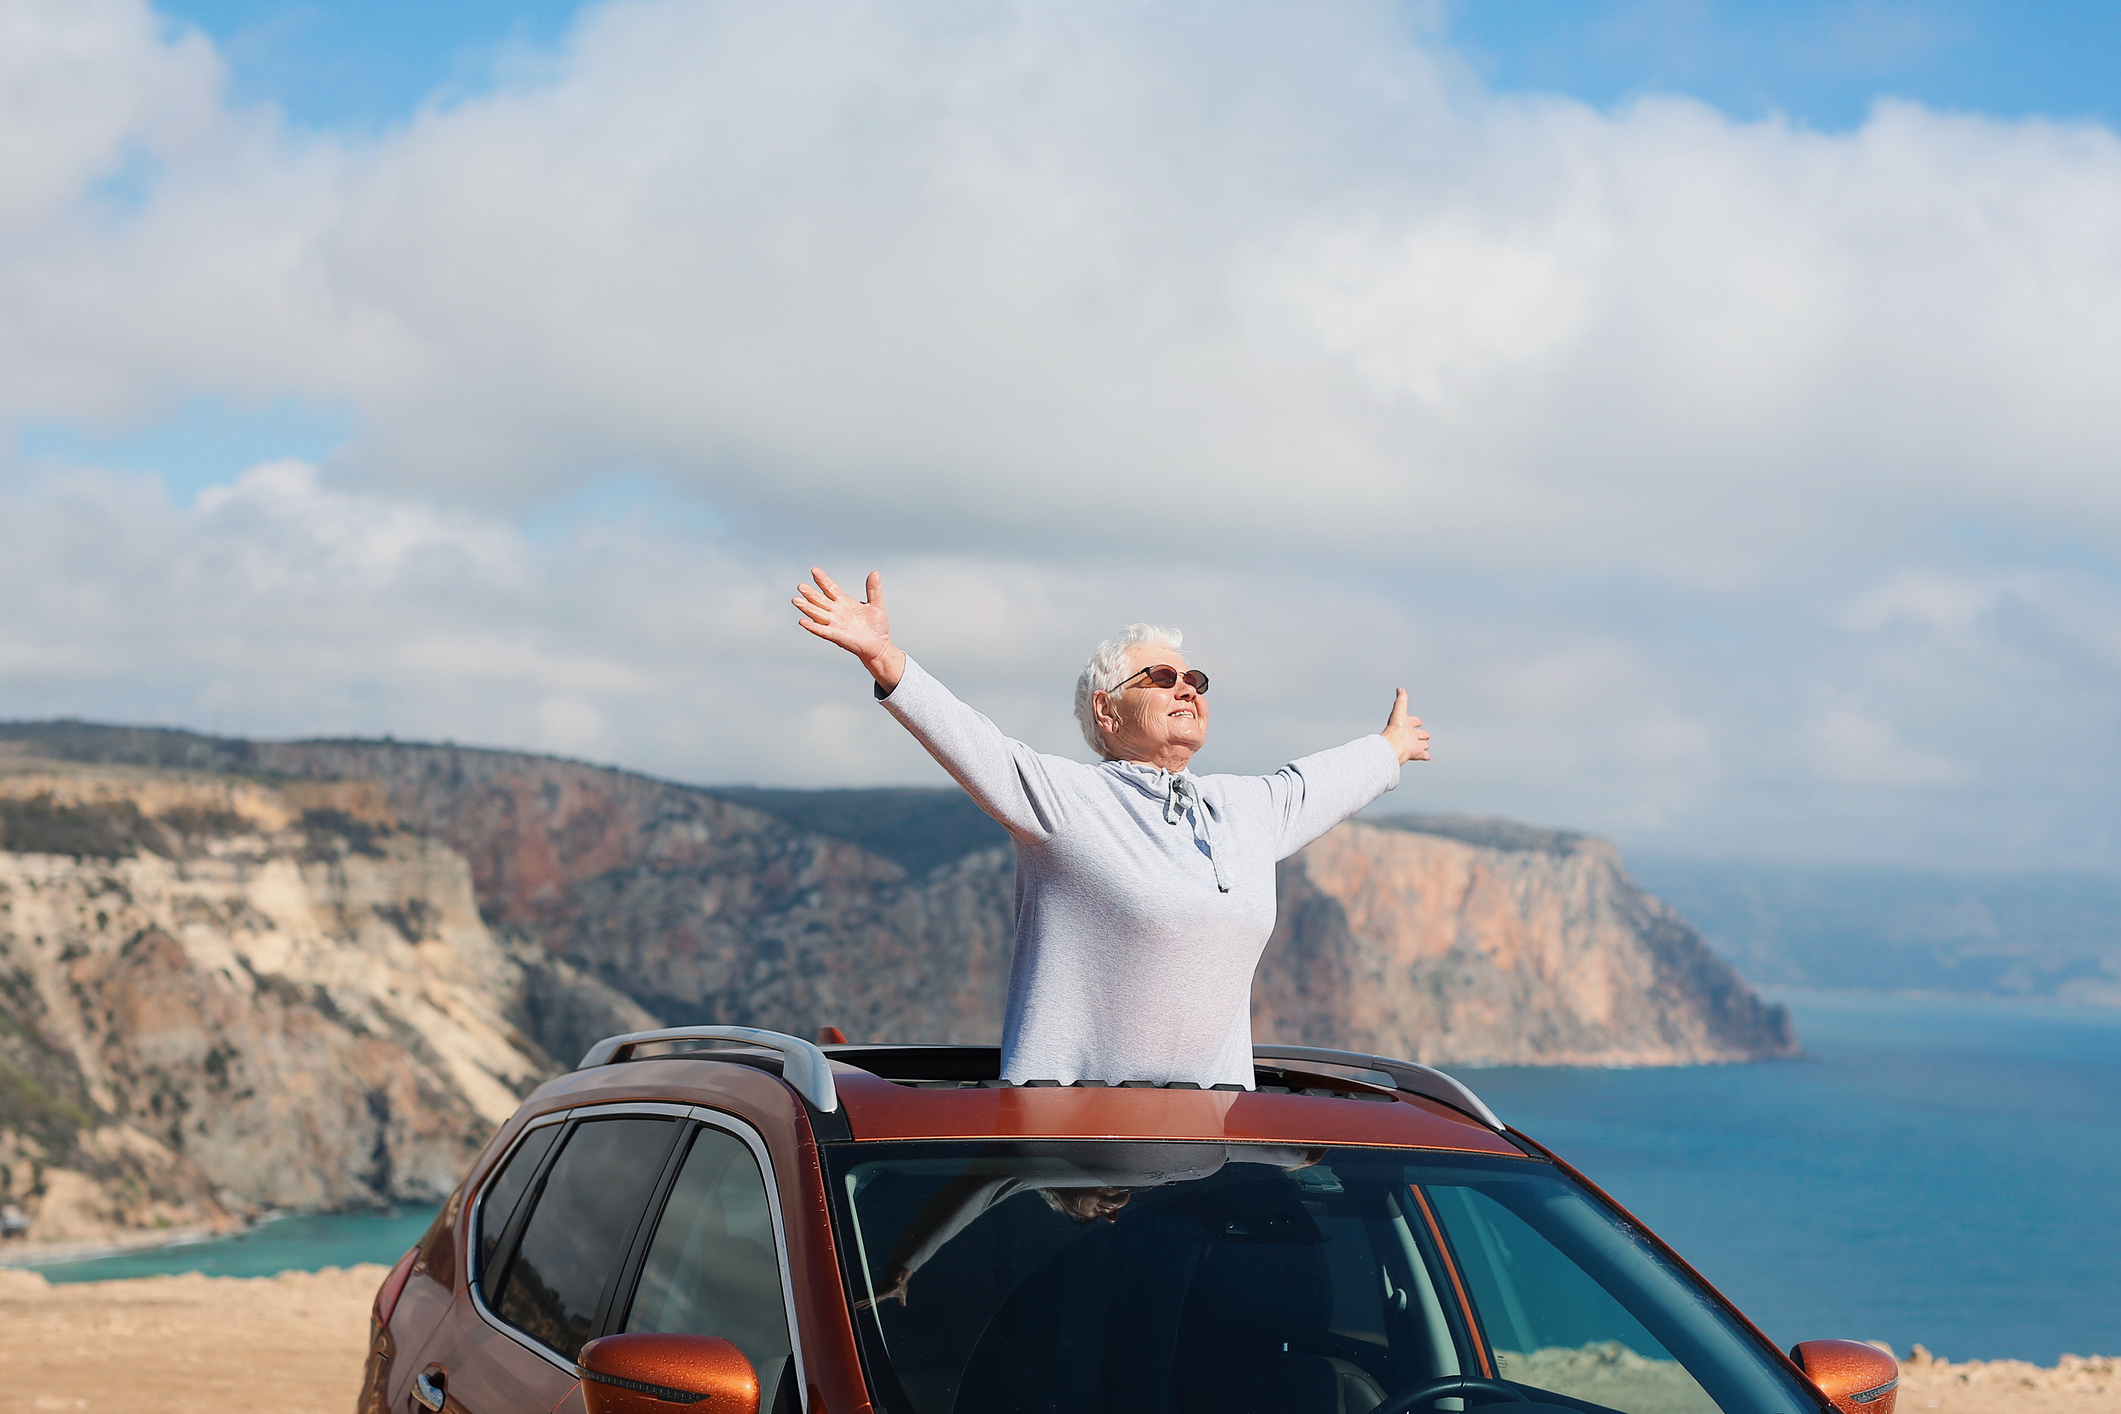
[1049,1187,1135,1224]
[1092,642,1209,771]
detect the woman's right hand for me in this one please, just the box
[854,1265,912,1310]
[795,568,906,691]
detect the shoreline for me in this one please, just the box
[0,1219,255,1270]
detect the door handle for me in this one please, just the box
[413,1371,446,1412]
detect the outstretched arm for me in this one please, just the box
[859,1172,1020,1309]
[1262,690,1430,859]
[795,568,906,693]
[796,565,1069,840]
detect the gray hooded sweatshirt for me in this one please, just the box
[879,657,1402,1087]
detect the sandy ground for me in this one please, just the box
[1898,1344,2121,1414]
[0,1265,384,1414]
[1,1266,2115,1414]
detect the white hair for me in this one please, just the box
[1074,623,1185,756]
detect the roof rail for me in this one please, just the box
[578,1026,839,1115]
[1253,1045,1504,1131]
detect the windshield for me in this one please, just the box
[824,1141,1819,1414]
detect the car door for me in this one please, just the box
[609,1115,808,1414]
[422,1108,687,1414]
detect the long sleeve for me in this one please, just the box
[1263,734,1402,860]
[877,657,1073,842]
[887,1174,1023,1277]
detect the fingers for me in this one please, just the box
[865,570,885,607]
[811,567,845,600]
[1382,687,1432,762]
[793,589,831,623]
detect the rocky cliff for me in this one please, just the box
[0,723,1792,1245]
[1258,816,1795,1065]
[0,755,651,1246]
[241,739,1023,1049]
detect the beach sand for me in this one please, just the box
[0,1265,2114,1414]
[1898,1344,2121,1414]
[0,1265,385,1414]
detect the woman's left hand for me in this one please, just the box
[1382,689,1431,764]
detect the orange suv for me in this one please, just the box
[359,1027,1899,1414]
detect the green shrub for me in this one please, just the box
[0,794,170,860]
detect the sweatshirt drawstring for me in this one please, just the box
[1163,773,1230,893]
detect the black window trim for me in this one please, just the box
[471,1107,575,1319]
[464,1101,811,1408]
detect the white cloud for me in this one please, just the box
[4,2,2121,569]
[0,0,220,228]
[1,0,2119,869]
[1805,697,1963,788]
[1843,572,2002,633]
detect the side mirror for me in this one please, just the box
[1791,1339,1899,1414]
[578,1333,760,1414]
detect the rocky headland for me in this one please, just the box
[0,723,1790,1246]
[1259,816,1792,1065]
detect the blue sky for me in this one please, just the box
[1451,0,2121,131]
[160,0,2121,134]
[4,0,2119,870]
[156,0,583,131]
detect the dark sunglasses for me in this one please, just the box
[1118,664,1209,694]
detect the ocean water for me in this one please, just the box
[31,1206,438,1285]
[1471,989,2121,1365]
[28,991,2118,1363]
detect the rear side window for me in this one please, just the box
[625,1126,796,1412]
[476,1122,562,1296]
[493,1118,680,1361]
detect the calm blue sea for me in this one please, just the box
[30,1206,439,1285]
[1473,989,2121,1365]
[29,990,2119,1363]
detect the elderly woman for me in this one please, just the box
[795,568,1430,1089]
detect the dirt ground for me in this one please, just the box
[0,1265,384,1414]
[1898,1345,2121,1414]
[1,1265,2116,1414]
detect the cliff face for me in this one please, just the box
[229,742,1787,1065]
[0,725,1796,1245]
[240,740,1020,1047]
[0,761,651,1246]
[1257,817,1796,1066]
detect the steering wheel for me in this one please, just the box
[1373,1376,1532,1414]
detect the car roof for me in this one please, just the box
[824,1064,1521,1154]
[553,1029,1529,1159]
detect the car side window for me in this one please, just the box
[1424,1185,1722,1414]
[492,1117,681,1362]
[476,1122,562,1298]
[626,1124,798,1414]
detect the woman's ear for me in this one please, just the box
[1092,689,1121,734]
